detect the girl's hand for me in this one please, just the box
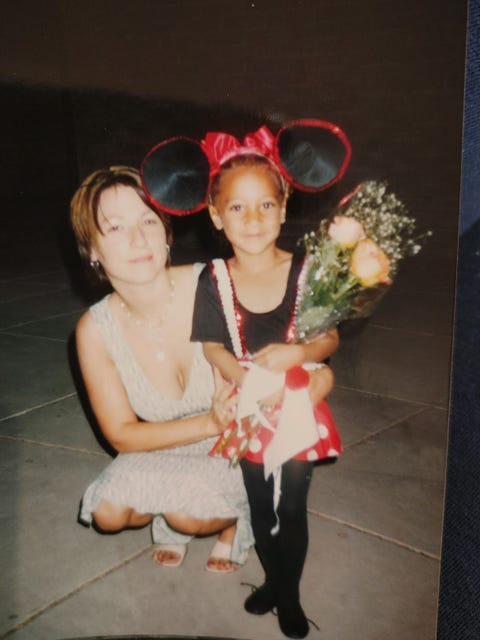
[208,367,238,435]
[251,343,303,373]
[308,365,335,404]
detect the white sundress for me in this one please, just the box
[79,265,253,564]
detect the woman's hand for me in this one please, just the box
[207,367,238,435]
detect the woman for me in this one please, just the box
[71,165,253,572]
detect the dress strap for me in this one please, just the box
[209,259,245,360]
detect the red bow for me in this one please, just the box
[201,126,277,177]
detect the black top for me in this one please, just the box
[191,252,304,356]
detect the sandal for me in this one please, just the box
[152,543,187,568]
[205,540,242,574]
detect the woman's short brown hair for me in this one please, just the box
[70,165,172,285]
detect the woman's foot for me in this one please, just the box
[244,582,276,615]
[152,543,187,567]
[205,523,243,573]
[205,539,240,573]
[277,600,309,639]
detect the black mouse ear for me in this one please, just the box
[274,120,352,192]
[141,137,211,216]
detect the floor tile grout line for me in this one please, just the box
[0,308,86,330]
[342,406,429,450]
[0,331,67,343]
[0,329,68,344]
[0,286,70,304]
[0,545,152,639]
[0,434,109,457]
[307,509,440,561]
[368,321,452,338]
[1,276,67,282]
[334,383,448,410]
[0,405,430,462]
[0,269,68,284]
[0,394,78,422]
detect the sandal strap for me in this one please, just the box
[208,539,232,560]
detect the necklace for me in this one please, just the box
[118,277,176,363]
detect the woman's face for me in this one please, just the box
[90,185,169,287]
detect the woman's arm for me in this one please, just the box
[202,341,246,387]
[76,311,232,454]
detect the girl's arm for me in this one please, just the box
[202,341,246,387]
[307,363,335,405]
[76,311,233,454]
[252,329,338,406]
[252,327,339,373]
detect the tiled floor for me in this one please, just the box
[0,1,466,638]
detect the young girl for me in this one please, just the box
[141,121,350,639]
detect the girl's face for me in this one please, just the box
[90,185,169,287]
[209,165,287,257]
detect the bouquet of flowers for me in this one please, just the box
[295,180,432,341]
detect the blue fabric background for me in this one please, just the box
[438,1,480,637]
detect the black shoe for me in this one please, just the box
[244,583,276,615]
[277,600,309,639]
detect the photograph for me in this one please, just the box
[0,1,470,639]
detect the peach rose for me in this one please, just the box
[350,239,391,287]
[328,215,366,248]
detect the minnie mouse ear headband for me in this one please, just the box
[141,119,352,216]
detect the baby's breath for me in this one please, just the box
[337,180,429,276]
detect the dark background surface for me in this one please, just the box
[1,1,465,281]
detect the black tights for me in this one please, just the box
[240,458,313,604]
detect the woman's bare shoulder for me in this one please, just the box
[171,263,204,288]
[76,308,103,348]
[172,262,198,275]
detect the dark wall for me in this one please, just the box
[1,1,466,204]
[0,1,467,269]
